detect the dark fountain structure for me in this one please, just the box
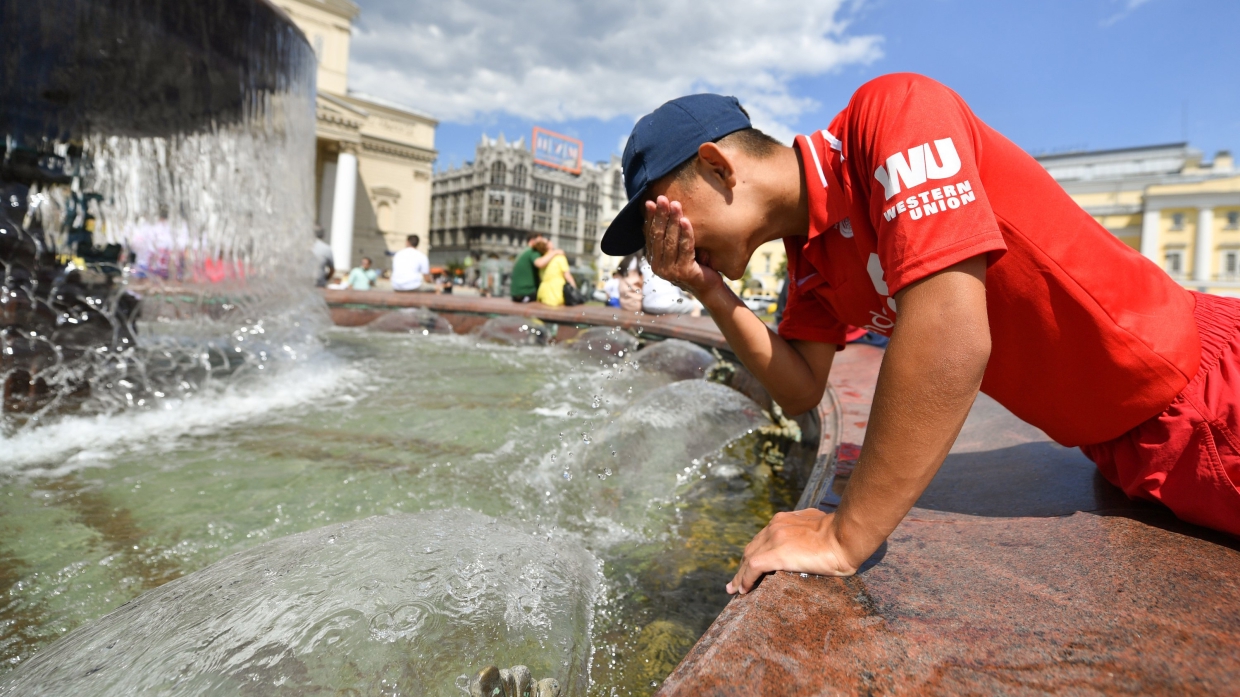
[0,0,318,428]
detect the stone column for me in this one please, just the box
[1140,207,1161,262]
[330,146,359,272]
[1194,207,1215,283]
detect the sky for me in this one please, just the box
[346,0,1239,172]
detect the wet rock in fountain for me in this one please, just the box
[632,338,716,381]
[470,664,547,697]
[536,678,562,697]
[563,326,638,363]
[3,510,598,696]
[365,307,453,335]
[474,316,548,345]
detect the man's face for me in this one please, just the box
[361,258,372,269]
[646,158,767,281]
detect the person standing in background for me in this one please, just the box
[618,252,644,313]
[510,232,561,303]
[604,269,622,307]
[391,235,435,292]
[312,224,334,287]
[534,239,576,306]
[479,253,502,296]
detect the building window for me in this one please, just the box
[490,161,507,185]
[512,165,527,189]
[562,186,580,201]
[1228,211,1240,229]
[1222,250,1240,281]
[533,181,553,213]
[532,214,551,231]
[561,200,579,219]
[583,222,597,240]
[488,208,504,225]
[510,193,525,209]
[510,210,525,228]
[586,183,599,206]
[612,171,624,204]
[1170,212,1185,230]
[1164,249,1185,279]
[488,191,505,207]
[559,218,577,236]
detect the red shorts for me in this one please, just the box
[1081,291,1240,536]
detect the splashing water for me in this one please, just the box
[1,510,599,696]
[1,0,323,434]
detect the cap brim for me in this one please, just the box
[600,194,647,256]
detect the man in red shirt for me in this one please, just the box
[600,75,1240,594]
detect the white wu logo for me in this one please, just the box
[873,138,961,201]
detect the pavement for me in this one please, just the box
[322,290,1240,696]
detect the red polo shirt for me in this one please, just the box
[778,73,1201,446]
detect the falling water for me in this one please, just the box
[0,0,321,433]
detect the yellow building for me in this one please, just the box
[1037,144,1239,294]
[274,0,438,273]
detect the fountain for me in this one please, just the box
[0,0,320,430]
[0,2,823,694]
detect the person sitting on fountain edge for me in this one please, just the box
[599,75,1240,594]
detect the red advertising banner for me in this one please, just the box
[532,126,583,174]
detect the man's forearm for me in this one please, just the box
[699,284,833,415]
[830,258,990,565]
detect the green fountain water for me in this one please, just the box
[1,327,802,695]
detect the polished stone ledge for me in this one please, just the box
[657,346,1240,696]
[322,289,730,349]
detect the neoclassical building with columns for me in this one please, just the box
[273,0,437,273]
[1037,144,1240,294]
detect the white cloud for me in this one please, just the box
[1101,0,1157,27]
[348,0,882,142]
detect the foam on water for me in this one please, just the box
[0,352,357,473]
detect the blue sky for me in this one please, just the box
[350,0,1238,171]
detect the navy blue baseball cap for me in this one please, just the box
[600,94,751,256]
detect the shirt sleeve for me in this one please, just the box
[776,238,848,346]
[849,74,1006,295]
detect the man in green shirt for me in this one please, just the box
[510,232,555,302]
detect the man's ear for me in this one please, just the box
[697,142,736,192]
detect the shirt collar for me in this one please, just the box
[792,131,849,240]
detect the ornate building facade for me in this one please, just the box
[430,134,625,267]
[274,0,438,272]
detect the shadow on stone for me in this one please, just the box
[915,441,1136,518]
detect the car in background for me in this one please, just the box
[742,294,778,314]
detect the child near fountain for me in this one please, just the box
[599,77,1240,593]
